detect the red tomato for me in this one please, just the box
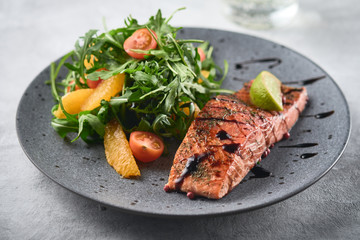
[86,68,107,88]
[197,48,206,62]
[123,28,157,59]
[129,131,164,162]
[66,79,84,92]
[86,79,102,89]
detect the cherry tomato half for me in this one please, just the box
[67,68,107,91]
[86,78,102,89]
[123,28,157,59]
[197,48,206,62]
[86,68,107,88]
[129,131,164,162]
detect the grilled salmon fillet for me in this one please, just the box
[165,81,308,199]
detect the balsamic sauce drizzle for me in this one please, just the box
[233,72,325,87]
[175,153,209,188]
[216,130,231,140]
[222,143,240,154]
[283,75,326,86]
[279,143,318,148]
[250,166,272,179]
[235,58,282,69]
[233,77,249,82]
[315,111,335,119]
[300,153,318,159]
[302,111,335,119]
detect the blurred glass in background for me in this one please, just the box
[223,0,299,29]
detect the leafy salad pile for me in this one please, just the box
[50,8,233,143]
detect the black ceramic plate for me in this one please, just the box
[16,28,350,217]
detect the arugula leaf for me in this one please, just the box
[97,100,111,123]
[50,51,74,101]
[51,118,79,138]
[72,113,105,142]
[152,114,173,137]
[48,8,233,142]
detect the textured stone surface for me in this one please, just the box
[1,0,360,239]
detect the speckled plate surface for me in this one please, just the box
[16,28,350,218]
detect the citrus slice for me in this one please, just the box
[53,88,95,119]
[104,120,140,178]
[250,71,283,111]
[179,101,200,118]
[80,73,125,111]
[198,70,209,84]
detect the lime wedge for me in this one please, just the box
[250,71,283,111]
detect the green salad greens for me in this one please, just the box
[49,8,233,143]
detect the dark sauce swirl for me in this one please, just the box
[235,58,282,69]
[250,166,272,179]
[216,130,231,140]
[300,153,318,159]
[283,75,326,86]
[175,153,210,188]
[279,143,318,148]
[222,143,240,153]
[302,111,335,119]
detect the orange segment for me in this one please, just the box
[104,120,140,178]
[53,88,95,119]
[180,101,200,118]
[198,70,209,84]
[81,73,125,111]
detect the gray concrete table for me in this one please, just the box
[1,0,359,239]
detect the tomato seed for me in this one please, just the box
[152,142,161,149]
[136,33,151,48]
[136,134,146,140]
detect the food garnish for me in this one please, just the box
[80,73,125,111]
[123,28,158,59]
[53,89,94,119]
[104,120,140,178]
[129,131,164,162]
[250,71,283,111]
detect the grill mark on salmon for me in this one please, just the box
[165,81,308,199]
[196,118,249,125]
